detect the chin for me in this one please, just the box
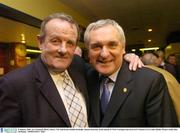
[97,69,111,76]
[52,64,68,71]
[96,66,110,74]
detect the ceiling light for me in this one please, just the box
[139,47,159,51]
[131,49,136,52]
[148,29,152,32]
[26,49,41,53]
[148,39,152,42]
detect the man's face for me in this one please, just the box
[168,56,176,65]
[38,19,78,72]
[87,25,125,76]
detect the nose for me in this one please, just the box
[58,42,67,54]
[100,46,109,58]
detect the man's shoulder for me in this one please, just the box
[1,60,36,82]
[125,65,164,83]
[137,66,161,75]
[121,64,167,92]
[137,66,163,78]
[123,61,162,79]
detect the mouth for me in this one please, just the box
[55,56,69,60]
[55,54,69,58]
[97,59,113,65]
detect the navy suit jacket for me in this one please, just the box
[0,55,89,127]
[87,61,178,127]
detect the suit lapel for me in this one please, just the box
[101,61,133,126]
[34,57,71,126]
[88,69,101,126]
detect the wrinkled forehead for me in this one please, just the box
[44,19,78,41]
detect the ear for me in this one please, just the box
[122,47,126,55]
[37,35,43,50]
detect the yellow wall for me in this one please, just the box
[0,17,39,47]
[165,43,180,64]
[165,43,180,57]
[1,0,89,26]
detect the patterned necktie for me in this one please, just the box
[101,77,110,114]
[61,72,87,127]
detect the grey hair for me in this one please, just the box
[141,53,158,66]
[84,19,126,46]
[39,12,79,43]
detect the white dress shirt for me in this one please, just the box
[49,70,88,127]
[100,67,120,102]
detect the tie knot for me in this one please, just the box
[60,72,68,79]
[103,78,109,85]
[100,76,112,85]
[60,72,71,86]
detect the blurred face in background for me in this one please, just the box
[167,55,176,65]
[74,46,82,57]
[155,50,165,66]
[87,25,125,76]
[38,19,78,72]
[155,57,162,67]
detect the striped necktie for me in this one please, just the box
[101,77,110,114]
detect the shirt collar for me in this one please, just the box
[49,69,68,81]
[99,67,121,83]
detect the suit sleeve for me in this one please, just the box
[0,77,21,126]
[145,73,178,126]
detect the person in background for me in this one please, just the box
[166,53,180,82]
[74,45,82,57]
[155,50,166,68]
[167,53,176,66]
[141,52,159,66]
[142,52,180,124]
[155,50,177,79]
[85,19,178,127]
[0,13,143,127]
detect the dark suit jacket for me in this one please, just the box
[164,63,177,79]
[0,55,89,127]
[87,61,178,127]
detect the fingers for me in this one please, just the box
[130,55,144,71]
[132,55,139,71]
[126,53,136,71]
[129,61,133,71]
[124,53,144,71]
[138,59,144,68]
